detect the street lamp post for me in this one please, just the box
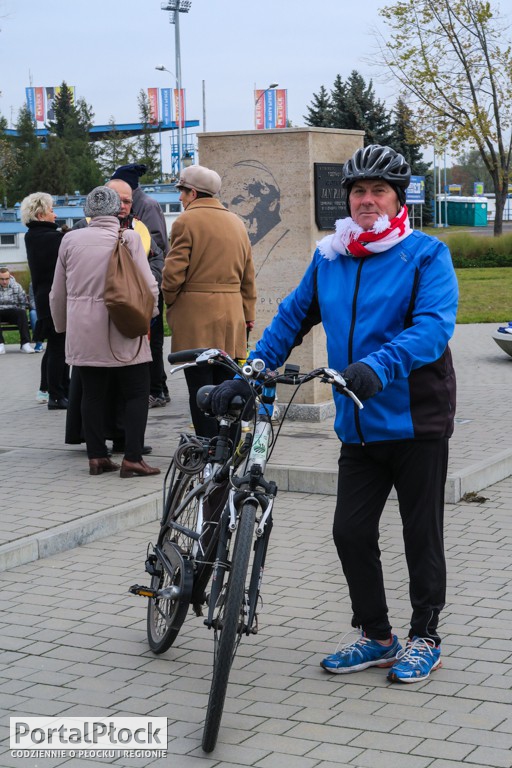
[161,1,191,179]
[254,82,278,129]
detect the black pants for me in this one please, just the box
[77,364,150,461]
[184,365,234,438]
[149,292,166,398]
[333,439,448,644]
[0,308,31,345]
[41,326,68,401]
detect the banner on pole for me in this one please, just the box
[173,89,185,128]
[25,88,36,120]
[147,88,159,124]
[255,88,287,130]
[254,90,265,130]
[276,89,287,128]
[161,88,172,127]
[35,87,45,122]
[46,87,56,121]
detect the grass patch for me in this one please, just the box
[456,267,512,323]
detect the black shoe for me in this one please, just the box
[112,442,153,455]
[48,398,68,410]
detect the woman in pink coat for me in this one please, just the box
[50,186,160,478]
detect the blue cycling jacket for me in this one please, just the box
[252,230,458,445]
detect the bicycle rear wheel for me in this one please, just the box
[202,501,256,753]
[147,472,200,653]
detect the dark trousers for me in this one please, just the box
[184,365,234,438]
[149,292,166,397]
[43,328,68,401]
[77,364,150,461]
[0,308,31,345]
[333,439,448,644]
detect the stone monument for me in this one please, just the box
[198,127,363,417]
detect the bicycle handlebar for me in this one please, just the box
[169,347,364,410]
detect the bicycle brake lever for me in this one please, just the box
[322,368,364,410]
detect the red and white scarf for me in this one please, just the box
[317,205,412,260]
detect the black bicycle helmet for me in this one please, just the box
[342,144,411,189]
[342,145,411,213]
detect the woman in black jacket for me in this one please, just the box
[21,192,69,410]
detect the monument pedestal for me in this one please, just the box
[198,127,363,418]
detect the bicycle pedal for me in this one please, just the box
[129,584,157,598]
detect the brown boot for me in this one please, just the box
[120,458,161,478]
[89,457,121,476]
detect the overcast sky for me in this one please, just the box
[0,0,394,137]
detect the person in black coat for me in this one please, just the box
[21,192,70,410]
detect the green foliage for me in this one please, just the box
[97,117,135,178]
[443,232,512,267]
[303,85,332,126]
[378,0,512,234]
[135,90,161,182]
[305,71,393,146]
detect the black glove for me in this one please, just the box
[205,379,253,416]
[340,362,382,401]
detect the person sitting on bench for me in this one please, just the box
[0,267,34,354]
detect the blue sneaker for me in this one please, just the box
[387,636,441,683]
[34,342,44,352]
[321,632,402,674]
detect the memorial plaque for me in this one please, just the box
[314,163,348,230]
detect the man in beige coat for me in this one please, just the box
[162,165,256,436]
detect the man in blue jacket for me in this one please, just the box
[207,144,458,683]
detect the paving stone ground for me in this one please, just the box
[0,479,511,767]
[1,324,512,767]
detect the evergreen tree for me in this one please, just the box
[303,85,332,127]
[30,137,73,195]
[305,71,393,144]
[0,115,18,206]
[97,117,135,178]
[389,95,433,224]
[341,71,393,145]
[7,105,43,203]
[134,90,161,182]
[45,81,102,193]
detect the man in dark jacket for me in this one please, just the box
[110,163,169,407]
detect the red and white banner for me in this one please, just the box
[276,89,287,129]
[147,88,159,124]
[35,87,45,122]
[173,89,185,128]
[254,89,265,130]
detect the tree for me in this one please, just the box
[390,95,433,224]
[304,71,393,145]
[452,147,495,193]
[341,71,393,146]
[7,105,43,203]
[378,0,512,235]
[0,115,18,206]
[97,117,135,178]
[134,90,161,182]
[45,81,102,193]
[304,85,332,126]
[30,137,72,195]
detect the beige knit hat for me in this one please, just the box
[176,165,221,196]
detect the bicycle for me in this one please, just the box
[130,347,363,752]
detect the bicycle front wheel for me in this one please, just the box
[147,472,199,654]
[202,501,256,753]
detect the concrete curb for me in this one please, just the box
[2,448,512,573]
[0,493,161,572]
